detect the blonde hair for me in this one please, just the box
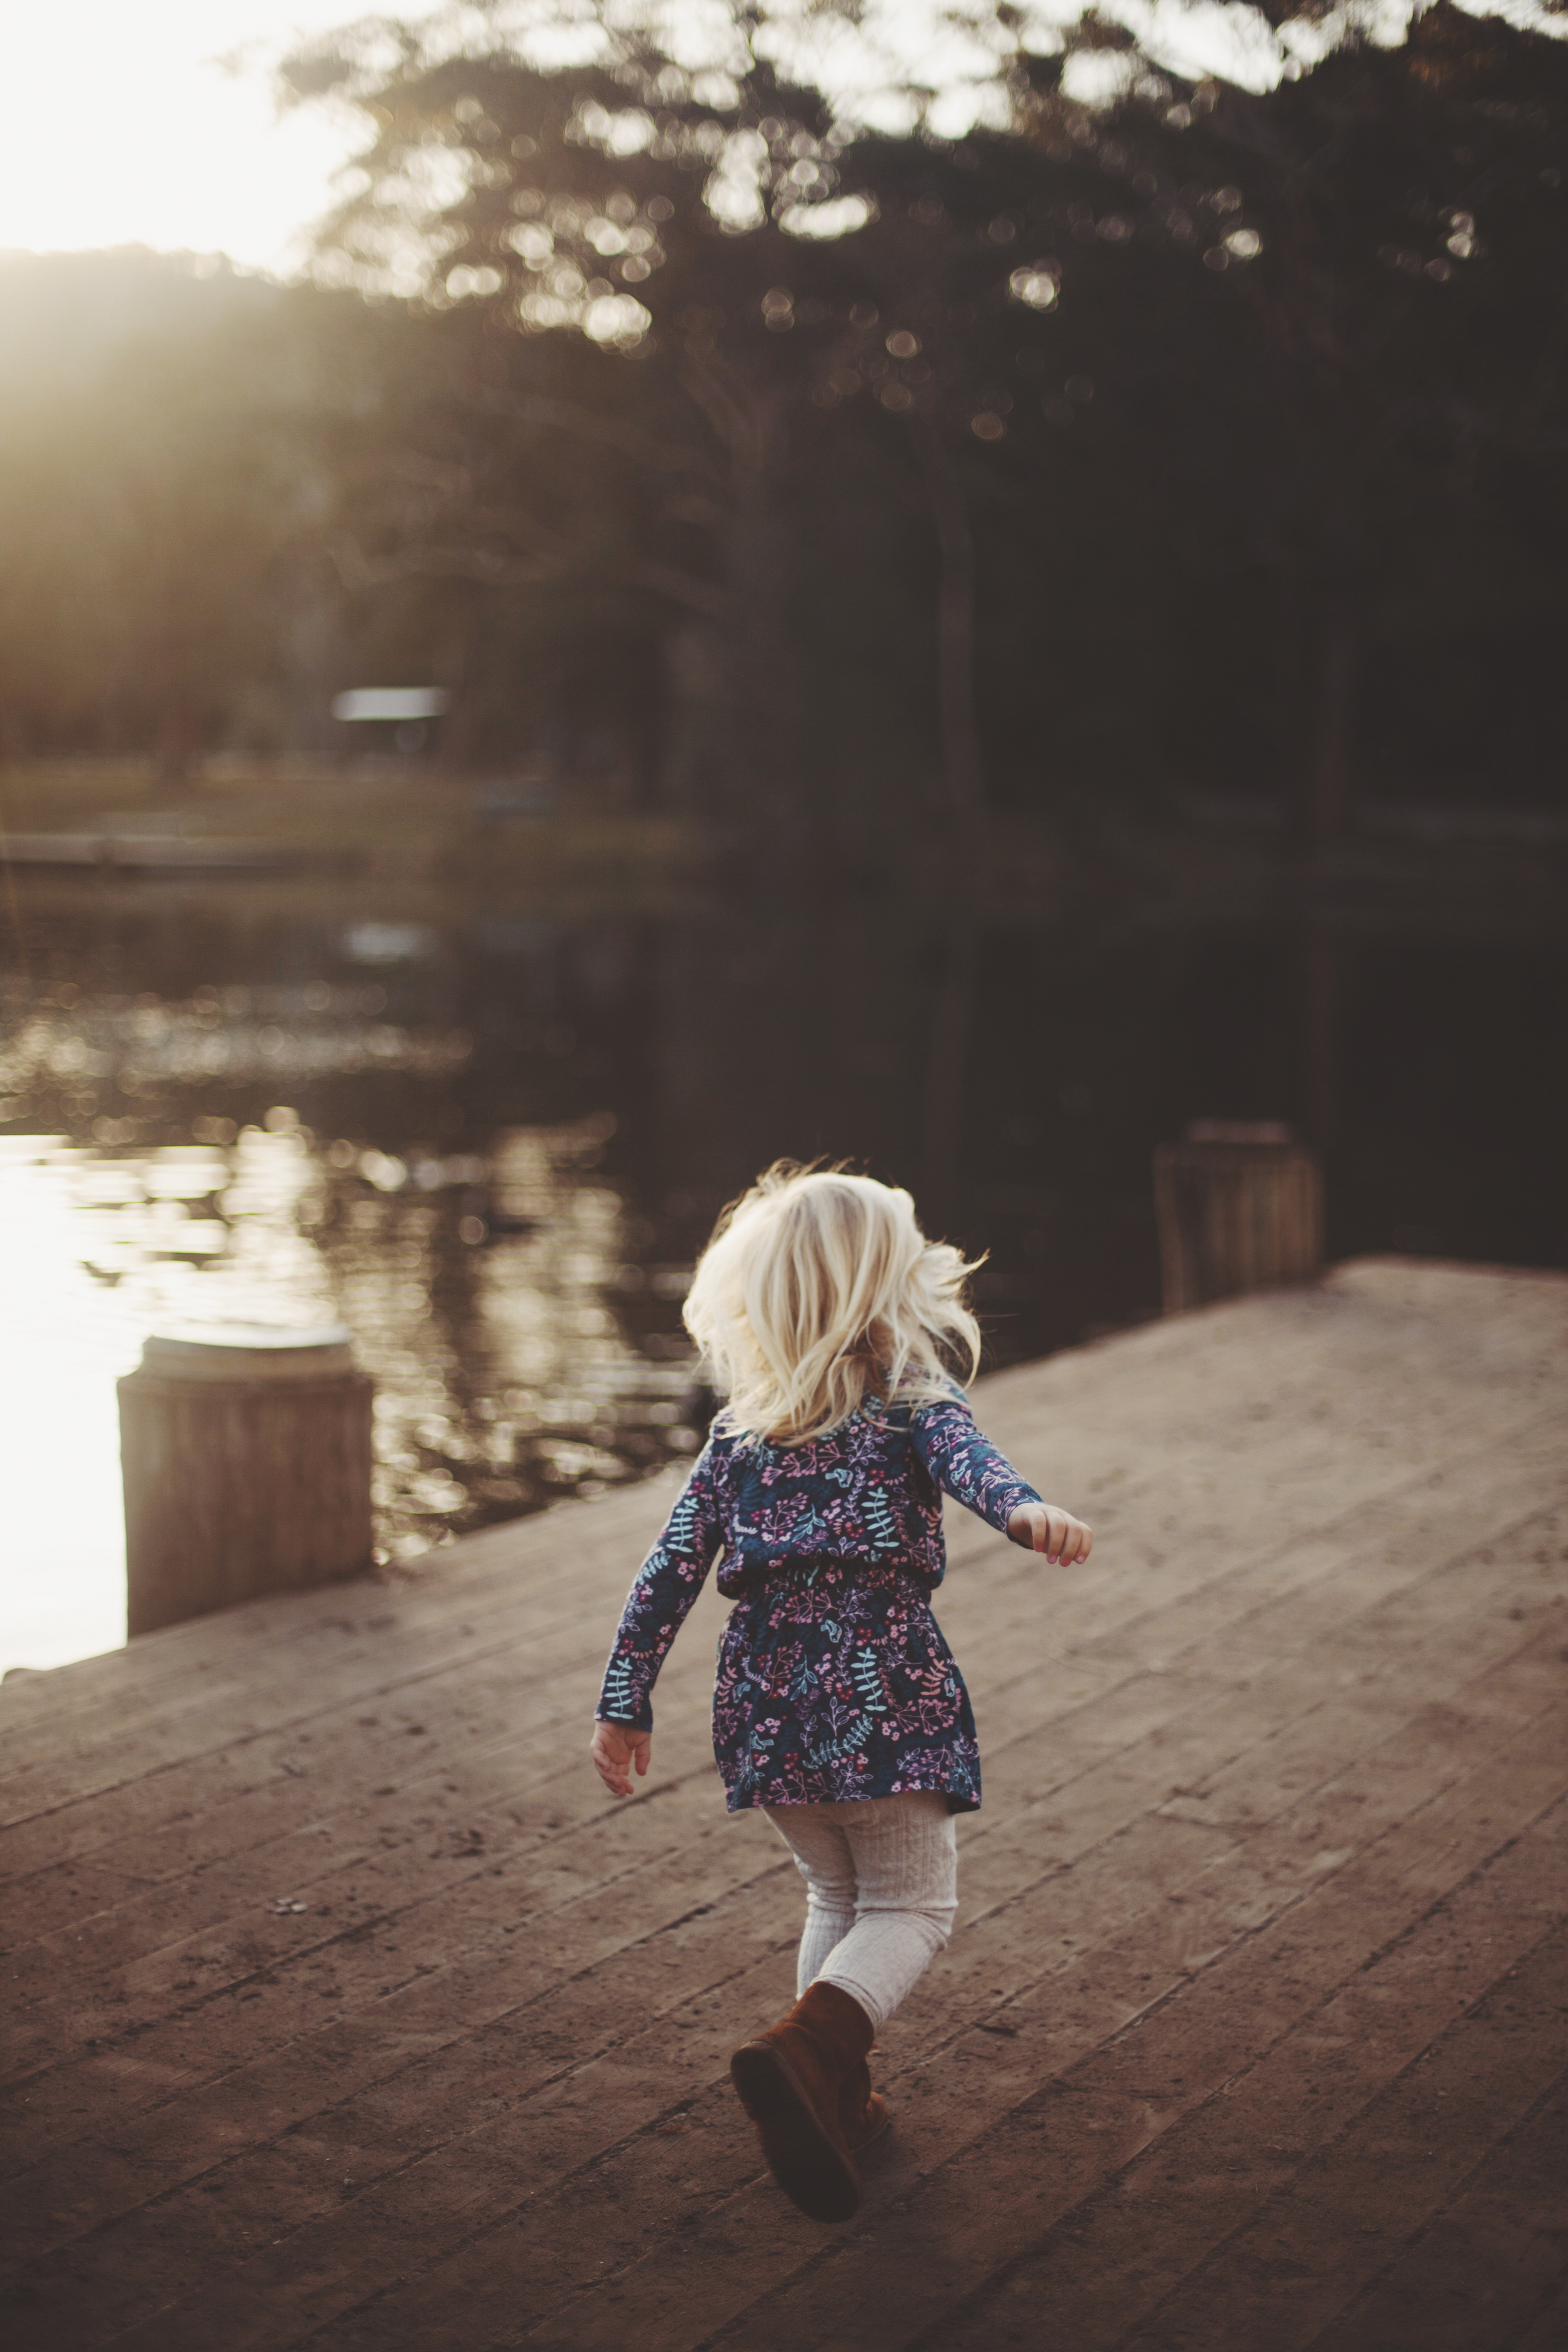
[682,1163,982,1446]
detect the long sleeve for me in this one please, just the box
[595,1444,725,1732]
[911,1392,1041,1535]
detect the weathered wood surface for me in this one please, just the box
[119,1359,374,1637]
[1153,1134,1322,1311]
[2,1257,1564,2352]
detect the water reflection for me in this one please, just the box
[4,852,1560,1673]
[0,976,468,1124]
[0,1112,704,1673]
[1,1138,131,1672]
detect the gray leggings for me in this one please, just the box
[763,1789,959,2033]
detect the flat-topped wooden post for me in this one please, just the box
[117,1322,373,1637]
[1154,1120,1323,1314]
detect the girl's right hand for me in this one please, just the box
[1007,1502,1093,1565]
[590,1719,652,1798]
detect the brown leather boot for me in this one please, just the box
[729,1981,876,2222]
[839,2055,890,2154]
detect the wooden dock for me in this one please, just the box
[3,1258,1565,2351]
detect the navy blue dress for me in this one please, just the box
[595,1392,1041,1813]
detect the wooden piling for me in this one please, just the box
[1154,1120,1323,1313]
[117,1323,373,1637]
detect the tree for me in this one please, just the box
[0,252,383,775]
[280,5,1187,847]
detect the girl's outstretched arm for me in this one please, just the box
[590,1441,724,1790]
[913,1392,1091,1562]
[911,1391,1043,1532]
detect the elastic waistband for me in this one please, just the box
[722,1553,928,1600]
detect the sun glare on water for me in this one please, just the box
[0,1143,130,1674]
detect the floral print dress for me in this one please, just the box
[595,1391,1041,1813]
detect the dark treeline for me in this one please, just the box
[1,3,1565,835]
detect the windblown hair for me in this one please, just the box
[683,1163,982,1446]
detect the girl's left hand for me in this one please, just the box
[1007,1502,1093,1565]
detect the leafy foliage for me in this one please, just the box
[1,6,1565,822]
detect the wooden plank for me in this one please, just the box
[1510,2279,1568,2352]
[7,1257,1557,1805]
[1285,2079,1568,2352]
[18,1647,1558,2349]
[191,1732,1567,2352]
[9,1382,1561,1994]
[1073,1929,1568,2352]
[6,1439,1560,2145]
[7,1483,1557,2193]
[0,1494,675,1821]
[0,1261,1562,2351]
[0,1480,676,1751]
[506,1774,1565,2352]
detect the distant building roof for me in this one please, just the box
[331,687,448,723]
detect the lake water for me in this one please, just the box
[3,844,1562,1673]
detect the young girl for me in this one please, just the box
[590,1166,1092,2223]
